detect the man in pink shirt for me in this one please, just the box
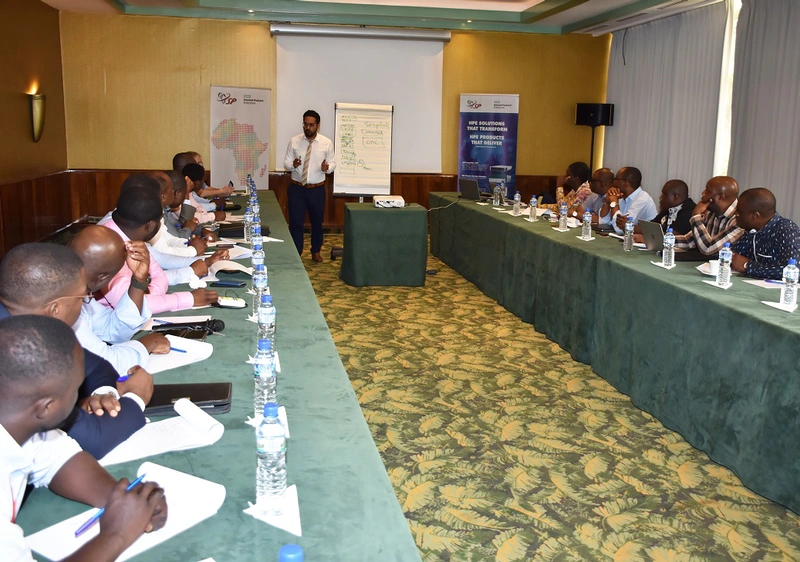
[97,176,218,315]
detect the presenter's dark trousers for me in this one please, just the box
[288,182,326,255]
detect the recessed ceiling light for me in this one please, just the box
[248,9,254,13]
[467,20,472,23]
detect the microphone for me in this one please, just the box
[151,319,225,334]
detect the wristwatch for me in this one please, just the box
[130,274,151,292]
[572,211,578,218]
[609,201,617,208]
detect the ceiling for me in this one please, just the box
[41,0,722,35]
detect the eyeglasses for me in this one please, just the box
[52,291,94,305]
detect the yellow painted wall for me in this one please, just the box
[442,31,611,175]
[60,14,610,176]
[0,0,67,183]
[60,14,276,170]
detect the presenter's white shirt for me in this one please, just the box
[284,133,336,185]
[0,425,81,561]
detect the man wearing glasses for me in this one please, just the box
[575,167,614,225]
[0,243,151,458]
[284,110,337,262]
[605,166,657,234]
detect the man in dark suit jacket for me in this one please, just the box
[0,243,151,459]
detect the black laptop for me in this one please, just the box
[458,178,481,200]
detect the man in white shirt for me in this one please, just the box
[0,314,167,561]
[283,109,337,262]
[606,166,658,234]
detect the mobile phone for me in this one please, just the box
[228,180,234,188]
[216,244,234,249]
[211,281,246,288]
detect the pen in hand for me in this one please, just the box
[74,474,147,537]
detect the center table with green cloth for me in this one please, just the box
[340,203,428,287]
[429,191,800,514]
[18,191,420,562]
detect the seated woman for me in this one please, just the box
[540,161,593,214]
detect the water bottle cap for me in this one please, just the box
[256,264,265,272]
[263,402,279,418]
[666,228,673,233]
[257,339,271,351]
[261,294,272,303]
[723,242,730,248]
[278,544,304,562]
[790,259,796,265]
[627,216,633,222]
[246,207,252,213]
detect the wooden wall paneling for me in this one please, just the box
[0,178,38,254]
[30,172,73,242]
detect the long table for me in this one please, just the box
[19,191,420,561]
[430,192,800,514]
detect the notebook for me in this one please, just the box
[145,382,232,416]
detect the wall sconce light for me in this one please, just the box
[29,93,46,142]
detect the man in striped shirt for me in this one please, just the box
[674,176,743,256]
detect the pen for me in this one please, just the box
[765,279,784,284]
[117,374,130,383]
[74,474,147,537]
[170,347,187,353]
[152,319,170,325]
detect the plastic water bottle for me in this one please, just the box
[492,185,501,207]
[258,294,276,345]
[252,243,265,268]
[253,339,276,415]
[252,222,263,248]
[623,217,634,251]
[662,228,675,267]
[500,181,508,202]
[582,210,592,240]
[529,197,538,221]
[717,242,732,286]
[279,544,304,562]
[252,200,260,219]
[256,402,286,514]
[781,259,798,307]
[246,174,255,195]
[252,264,268,309]
[558,202,568,230]
[512,191,521,216]
[243,206,254,243]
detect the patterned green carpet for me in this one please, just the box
[303,234,800,561]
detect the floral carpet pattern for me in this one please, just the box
[304,234,800,561]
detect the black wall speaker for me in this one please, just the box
[575,103,614,127]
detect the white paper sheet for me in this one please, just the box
[26,462,226,561]
[743,279,783,289]
[209,260,252,277]
[762,300,797,313]
[650,261,676,270]
[243,485,302,537]
[147,335,214,374]
[205,245,252,261]
[99,399,224,466]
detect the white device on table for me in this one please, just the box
[217,296,247,309]
[373,195,405,208]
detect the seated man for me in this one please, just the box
[606,166,658,234]
[147,171,205,258]
[0,243,151,458]
[99,177,218,315]
[674,176,742,256]
[0,315,166,561]
[165,170,203,240]
[69,226,169,376]
[186,151,235,201]
[731,187,800,279]
[575,167,613,225]
[181,163,226,224]
[645,179,695,235]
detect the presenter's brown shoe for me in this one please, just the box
[311,252,323,263]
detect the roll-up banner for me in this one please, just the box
[458,94,519,195]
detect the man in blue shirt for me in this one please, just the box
[731,187,800,279]
[605,167,658,234]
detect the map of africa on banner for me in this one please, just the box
[209,86,271,190]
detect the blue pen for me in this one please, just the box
[152,319,170,325]
[117,374,130,383]
[765,279,784,284]
[74,474,147,537]
[170,347,187,353]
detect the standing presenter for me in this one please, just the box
[284,110,336,262]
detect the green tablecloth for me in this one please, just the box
[340,203,428,287]
[19,192,420,562]
[430,191,800,514]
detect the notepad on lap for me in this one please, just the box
[26,462,226,562]
[99,398,224,466]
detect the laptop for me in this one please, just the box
[639,219,664,251]
[458,178,481,201]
